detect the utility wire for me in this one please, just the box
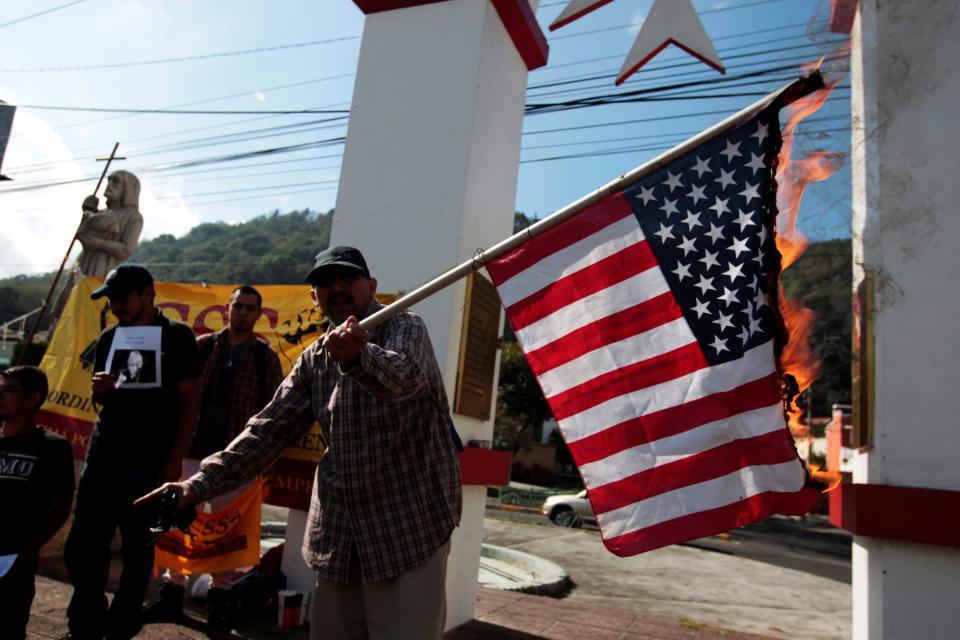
[538,0,787,12]
[8,39,834,175]
[143,187,340,209]
[1,81,847,190]
[528,36,843,93]
[0,35,361,73]
[153,180,340,201]
[526,64,803,113]
[55,74,355,131]
[22,41,835,175]
[8,20,828,171]
[539,21,814,73]
[17,105,350,115]
[0,0,88,29]
[0,115,846,196]
[550,0,793,40]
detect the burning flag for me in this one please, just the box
[485,79,826,556]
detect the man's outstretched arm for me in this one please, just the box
[136,345,318,509]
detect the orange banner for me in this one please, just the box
[154,478,265,575]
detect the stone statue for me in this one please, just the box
[76,170,144,277]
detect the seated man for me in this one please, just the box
[0,366,75,640]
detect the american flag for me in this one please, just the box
[486,106,820,556]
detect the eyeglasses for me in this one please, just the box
[310,268,365,288]
[0,386,25,395]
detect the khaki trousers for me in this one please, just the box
[311,539,450,640]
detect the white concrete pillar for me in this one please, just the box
[848,1,960,638]
[321,0,544,629]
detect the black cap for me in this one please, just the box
[90,264,154,300]
[305,246,370,284]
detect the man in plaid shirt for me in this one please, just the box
[138,246,463,640]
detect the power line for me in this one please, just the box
[538,21,813,73]
[10,103,349,174]
[525,64,803,113]
[7,41,836,176]
[550,0,796,41]
[16,105,350,115]
[154,180,340,201]
[0,0,87,30]
[538,0,788,13]
[12,42,835,176]
[1,92,848,193]
[0,35,361,73]
[173,164,340,185]
[54,74,355,131]
[154,186,339,208]
[528,36,842,94]
[519,125,851,164]
[7,19,829,172]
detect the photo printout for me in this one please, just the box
[105,326,162,389]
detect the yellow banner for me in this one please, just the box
[36,276,392,464]
[154,479,265,575]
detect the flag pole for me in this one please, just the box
[358,70,825,332]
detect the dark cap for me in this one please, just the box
[305,246,370,284]
[90,264,154,300]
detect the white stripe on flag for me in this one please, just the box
[496,216,644,308]
[536,316,694,398]
[578,402,786,489]
[559,341,777,443]
[514,266,670,352]
[596,460,806,539]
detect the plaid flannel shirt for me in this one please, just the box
[187,301,463,583]
[194,329,284,447]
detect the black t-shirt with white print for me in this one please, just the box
[0,428,74,555]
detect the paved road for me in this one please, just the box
[482,516,851,640]
[486,507,851,583]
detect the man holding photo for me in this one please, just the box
[64,264,200,640]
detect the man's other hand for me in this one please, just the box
[323,316,369,368]
[82,195,100,211]
[91,371,118,399]
[134,481,197,511]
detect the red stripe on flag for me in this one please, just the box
[588,430,801,515]
[567,373,783,465]
[506,240,658,331]
[548,342,707,421]
[601,487,821,557]
[486,194,634,285]
[525,291,683,374]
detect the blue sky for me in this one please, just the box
[0,0,849,279]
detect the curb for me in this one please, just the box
[480,543,569,596]
[487,503,543,515]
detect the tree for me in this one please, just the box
[494,340,552,453]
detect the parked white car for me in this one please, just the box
[542,490,595,526]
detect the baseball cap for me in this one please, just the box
[90,264,154,300]
[305,245,370,284]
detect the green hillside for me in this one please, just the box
[132,208,333,284]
